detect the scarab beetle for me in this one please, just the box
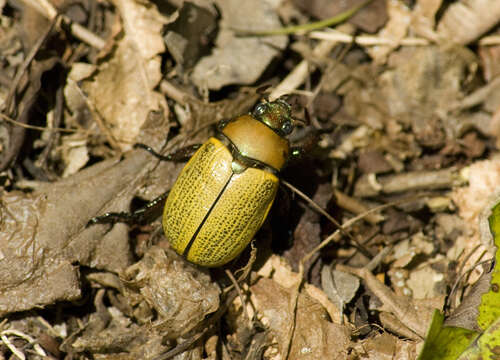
[162,99,294,267]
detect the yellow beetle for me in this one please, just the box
[163,99,293,267]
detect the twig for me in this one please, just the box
[310,28,500,48]
[0,329,47,359]
[354,168,466,197]
[0,113,77,133]
[309,30,430,46]
[20,0,106,49]
[333,189,384,225]
[225,269,251,326]
[160,80,189,106]
[282,180,372,258]
[270,40,337,100]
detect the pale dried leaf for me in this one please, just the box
[61,135,89,177]
[83,0,167,149]
[113,0,166,60]
[64,62,96,116]
[452,157,500,274]
[410,0,442,41]
[191,0,288,90]
[406,266,445,299]
[367,0,412,64]
[437,0,500,45]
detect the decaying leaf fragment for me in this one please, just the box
[251,277,350,359]
[0,190,81,315]
[123,245,221,340]
[0,148,159,315]
[68,245,221,357]
[81,0,167,149]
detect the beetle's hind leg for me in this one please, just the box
[134,143,201,162]
[87,191,169,227]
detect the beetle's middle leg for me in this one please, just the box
[87,190,170,226]
[87,191,169,227]
[87,143,201,227]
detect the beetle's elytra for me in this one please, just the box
[163,99,293,267]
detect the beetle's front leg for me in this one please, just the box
[87,191,169,227]
[134,143,201,162]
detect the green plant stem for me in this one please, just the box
[233,0,373,37]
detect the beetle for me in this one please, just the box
[163,99,294,267]
[89,99,296,267]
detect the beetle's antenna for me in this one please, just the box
[281,179,373,259]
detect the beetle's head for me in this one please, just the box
[252,99,293,137]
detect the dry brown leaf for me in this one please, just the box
[123,245,220,339]
[445,270,492,331]
[68,245,220,356]
[60,134,89,177]
[257,255,344,323]
[338,265,435,338]
[293,0,388,33]
[380,46,476,135]
[479,46,500,82]
[83,0,167,149]
[0,190,81,315]
[492,104,500,149]
[352,332,418,359]
[251,277,350,359]
[406,265,445,299]
[0,149,164,315]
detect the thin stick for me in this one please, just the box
[270,40,337,100]
[20,0,105,49]
[309,30,430,46]
[282,180,372,258]
[0,113,77,133]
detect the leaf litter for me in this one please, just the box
[1,0,500,359]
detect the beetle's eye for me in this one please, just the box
[281,121,293,135]
[253,103,267,118]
